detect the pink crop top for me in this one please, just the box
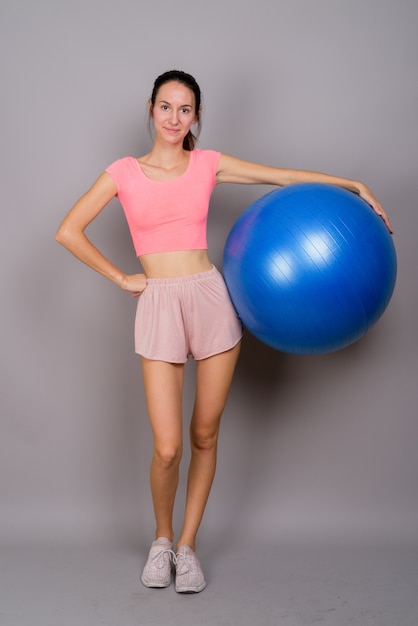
[105,149,221,256]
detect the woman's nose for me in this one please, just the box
[169,110,179,124]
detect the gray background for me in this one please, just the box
[1,0,417,551]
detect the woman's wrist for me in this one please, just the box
[113,270,129,290]
[354,181,367,196]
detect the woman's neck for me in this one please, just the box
[144,140,188,168]
[138,142,192,180]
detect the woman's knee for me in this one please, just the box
[153,444,183,469]
[190,426,219,452]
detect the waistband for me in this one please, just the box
[145,265,218,286]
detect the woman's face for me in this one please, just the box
[150,81,198,146]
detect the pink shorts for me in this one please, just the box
[135,266,243,363]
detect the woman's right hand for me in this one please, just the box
[121,273,147,298]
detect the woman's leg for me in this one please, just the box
[176,342,241,551]
[141,357,185,542]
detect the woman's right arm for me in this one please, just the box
[55,172,147,296]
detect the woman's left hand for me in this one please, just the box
[358,184,393,234]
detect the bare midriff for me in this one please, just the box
[138,249,213,279]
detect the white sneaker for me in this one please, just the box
[175,546,206,593]
[141,538,175,588]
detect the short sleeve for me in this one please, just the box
[202,149,221,173]
[194,149,222,186]
[105,158,130,193]
[207,150,222,171]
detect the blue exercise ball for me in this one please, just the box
[223,183,397,355]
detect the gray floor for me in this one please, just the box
[1,538,417,626]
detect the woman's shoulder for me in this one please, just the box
[106,156,138,169]
[192,148,221,168]
[193,148,221,157]
[105,156,140,188]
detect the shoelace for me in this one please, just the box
[174,550,193,575]
[150,548,176,570]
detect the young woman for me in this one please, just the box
[56,70,392,594]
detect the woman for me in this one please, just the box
[56,70,392,594]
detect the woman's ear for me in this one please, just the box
[148,99,153,117]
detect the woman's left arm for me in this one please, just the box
[216,153,393,233]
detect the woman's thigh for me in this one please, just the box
[141,358,185,450]
[192,343,241,436]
